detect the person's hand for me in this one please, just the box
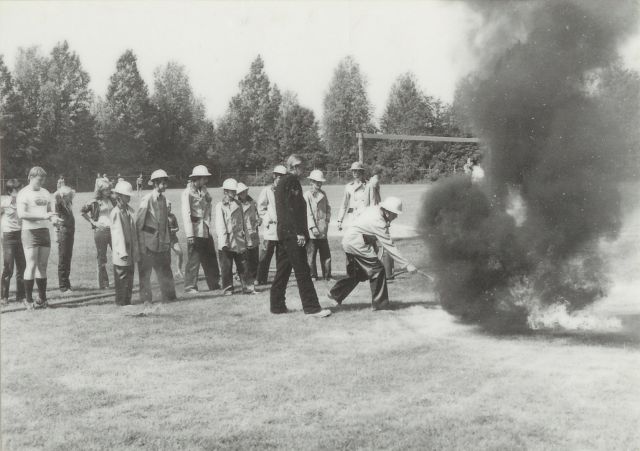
[296,235,306,247]
[187,237,194,245]
[257,218,263,227]
[122,255,128,262]
[406,264,417,274]
[311,227,320,238]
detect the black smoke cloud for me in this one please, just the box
[420,0,639,326]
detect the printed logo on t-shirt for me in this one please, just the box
[35,198,48,206]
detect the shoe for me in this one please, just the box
[270,308,290,314]
[33,301,46,310]
[324,277,334,282]
[307,309,332,318]
[185,288,199,294]
[1,298,8,306]
[224,290,233,296]
[311,276,318,282]
[326,292,341,306]
[372,302,393,311]
[211,284,221,290]
[23,300,34,310]
[243,288,257,295]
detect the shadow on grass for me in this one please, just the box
[474,313,640,349]
[334,299,440,312]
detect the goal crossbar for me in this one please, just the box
[356,132,479,162]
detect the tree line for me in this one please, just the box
[7,42,633,191]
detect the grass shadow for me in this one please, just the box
[334,299,440,312]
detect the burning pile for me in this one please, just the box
[420,0,639,327]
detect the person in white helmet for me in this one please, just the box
[337,161,367,231]
[236,182,260,287]
[304,169,332,281]
[215,178,253,295]
[181,165,220,293]
[110,181,139,306]
[270,154,331,317]
[327,197,417,310]
[256,165,286,284]
[135,169,176,306]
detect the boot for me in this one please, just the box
[23,279,35,309]
[35,278,48,308]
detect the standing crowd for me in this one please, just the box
[1,154,418,315]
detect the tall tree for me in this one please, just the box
[275,90,326,168]
[101,50,156,171]
[216,55,281,172]
[322,56,373,168]
[0,55,29,178]
[151,62,210,175]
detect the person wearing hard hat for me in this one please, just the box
[327,197,417,310]
[135,169,176,306]
[270,154,331,318]
[215,178,253,295]
[304,169,332,281]
[181,165,220,293]
[256,165,286,285]
[337,161,367,231]
[110,181,139,306]
[236,182,260,287]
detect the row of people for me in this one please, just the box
[1,155,418,314]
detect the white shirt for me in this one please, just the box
[342,206,409,268]
[0,195,21,232]
[16,185,52,230]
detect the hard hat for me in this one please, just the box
[222,178,238,191]
[380,196,403,215]
[350,161,365,171]
[273,165,287,175]
[113,181,134,197]
[150,169,169,181]
[236,182,248,193]
[308,169,326,183]
[189,165,212,178]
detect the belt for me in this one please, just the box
[347,208,354,213]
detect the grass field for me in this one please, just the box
[2,183,639,450]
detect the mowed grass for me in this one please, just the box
[2,183,640,450]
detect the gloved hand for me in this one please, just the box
[406,264,417,273]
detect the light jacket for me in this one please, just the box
[215,197,247,253]
[136,190,171,253]
[240,196,260,248]
[341,206,409,269]
[110,204,139,266]
[257,185,278,241]
[304,189,331,239]
[181,183,213,238]
[338,180,366,223]
[364,175,381,207]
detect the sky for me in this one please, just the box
[1,1,639,123]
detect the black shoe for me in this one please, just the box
[270,309,290,314]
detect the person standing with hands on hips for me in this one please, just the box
[136,169,177,308]
[81,178,115,289]
[337,161,367,231]
[304,169,332,281]
[269,154,331,317]
[181,165,220,293]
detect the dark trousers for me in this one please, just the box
[246,246,259,283]
[270,237,321,314]
[57,227,74,290]
[306,238,331,279]
[329,253,389,309]
[1,231,25,300]
[184,236,220,291]
[114,264,134,305]
[257,240,278,284]
[94,227,111,288]
[138,249,176,303]
[218,248,247,292]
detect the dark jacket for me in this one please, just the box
[81,198,116,222]
[55,200,75,230]
[275,173,309,240]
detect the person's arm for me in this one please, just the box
[304,192,317,236]
[181,189,194,239]
[337,186,350,226]
[257,188,272,224]
[373,224,411,269]
[214,203,227,249]
[325,195,332,225]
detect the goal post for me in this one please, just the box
[356,132,479,163]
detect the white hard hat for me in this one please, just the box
[308,169,326,183]
[150,169,169,181]
[273,165,287,175]
[380,196,403,215]
[222,178,238,191]
[113,181,134,197]
[350,161,365,171]
[189,165,212,178]
[236,182,248,193]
